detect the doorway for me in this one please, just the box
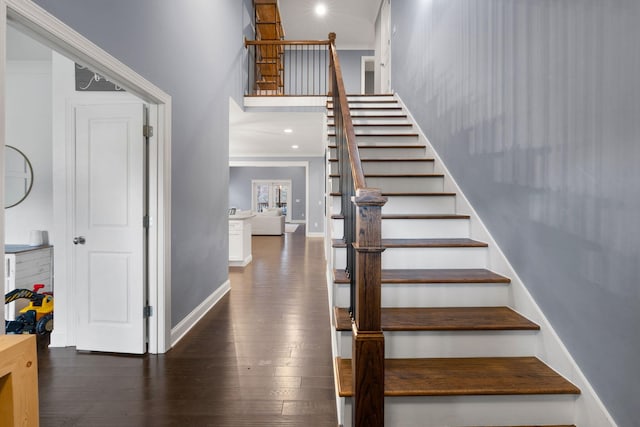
[361,56,375,95]
[252,180,292,223]
[1,1,172,353]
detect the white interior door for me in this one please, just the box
[74,103,146,354]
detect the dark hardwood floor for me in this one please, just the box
[38,225,338,426]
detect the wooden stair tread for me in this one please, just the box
[382,214,471,219]
[328,114,408,119]
[330,173,444,178]
[463,425,576,427]
[335,357,580,397]
[334,268,511,284]
[336,213,469,219]
[328,132,419,137]
[382,238,488,248]
[332,238,487,248]
[328,123,412,127]
[330,192,455,197]
[334,306,540,331]
[329,158,435,163]
[328,144,426,150]
[327,106,403,110]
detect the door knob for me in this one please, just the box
[73,236,86,245]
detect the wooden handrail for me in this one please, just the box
[244,38,331,47]
[328,42,367,191]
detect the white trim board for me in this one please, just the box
[0,0,172,353]
[171,280,230,347]
[395,93,617,427]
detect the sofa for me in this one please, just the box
[251,208,285,235]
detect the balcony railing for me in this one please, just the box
[245,39,330,96]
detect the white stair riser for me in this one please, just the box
[329,161,434,174]
[330,176,443,193]
[328,117,410,126]
[330,197,341,215]
[334,282,510,308]
[329,109,406,117]
[328,104,400,110]
[330,146,427,158]
[365,176,444,193]
[337,330,537,358]
[382,218,470,239]
[331,126,416,135]
[346,95,396,102]
[341,395,577,427]
[383,247,488,269]
[329,135,419,144]
[331,219,343,238]
[333,246,488,269]
[333,247,346,270]
[362,161,435,174]
[334,217,471,239]
[383,195,456,215]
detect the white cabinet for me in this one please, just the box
[4,245,53,320]
[229,215,254,267]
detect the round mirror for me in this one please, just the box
[5,145,34,208]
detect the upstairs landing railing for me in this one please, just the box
[244,39,330,96]
[328,33,387,426]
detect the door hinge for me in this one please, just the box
[143,124,154,138]
[143,215,151,229]
[143,305,153,318]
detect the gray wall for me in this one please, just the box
[34,0,252,327]
[230,157,325,234]
[337,50,374,94]
[229,166,306,221]
[391,1,639,426]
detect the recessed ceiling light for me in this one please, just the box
[284,128,293,133]
[315,3,327,16]
[291,145,299,149]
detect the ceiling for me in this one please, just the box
[279,0,382,50]
[230,0,381,159]
[229,101,325,158]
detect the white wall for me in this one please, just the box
[5,60,53,244]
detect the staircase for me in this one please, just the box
[326,94,581,427]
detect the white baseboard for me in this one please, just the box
[170,280,230,347]
[49,331,67,348]
[229,255,252,267]
[291,220,306,224]
[306,231,324,238]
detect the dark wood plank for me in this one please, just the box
[330,192,456,197]
[334,307,540,331]
[382,214,470,219]
[334,268,512,284]
[38,225,337,426]
[336,357,580,397]
[382,238,488,248]
[328,132,419,137]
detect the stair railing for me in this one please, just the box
[328,32,387,426]
[244,38,330,96]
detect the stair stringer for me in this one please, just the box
[395,94,617,427]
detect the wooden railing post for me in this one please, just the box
[352,187,386,426]
[328,32,336,96]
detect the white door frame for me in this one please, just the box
[230,161,309,233]
[251,179,293,223]
[0,0,172,353]
[361,55,374,95]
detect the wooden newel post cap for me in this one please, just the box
[329,32,336,44]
